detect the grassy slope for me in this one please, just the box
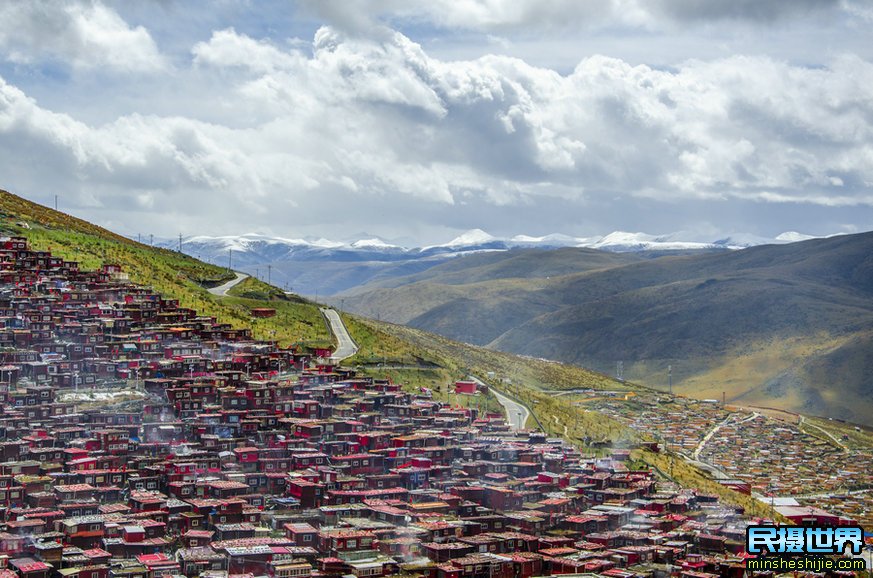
[348,316,640,443]
[633,448,787,521]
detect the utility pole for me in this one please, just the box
[668,364,672,395]
[267,265,271,286]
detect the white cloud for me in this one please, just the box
[0,22,872,239]
[192,28,302,74]
[0,0,164,72]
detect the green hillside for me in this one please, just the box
[345,315,638,442]
[341,233,873,424]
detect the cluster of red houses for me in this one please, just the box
[0,236,792,578]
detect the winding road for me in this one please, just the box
[683,411,760,478]
[208,272,249,296]
[472,376,530,431]
[799,415,849,451]
[320,308,359,362]
[692,412,759,460]
[681,453,731,480]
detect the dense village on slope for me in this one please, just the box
[0,235,865,578]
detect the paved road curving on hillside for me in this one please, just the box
[799,415,849,451]
[470,376,530,430]
[208,272,249,296]
[321,308,359,362]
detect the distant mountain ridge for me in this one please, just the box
[337,231,873,425]
[161,229,828,296]
[170,227,824,256]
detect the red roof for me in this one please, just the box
[136,554,170,563]
[11,561,51,573]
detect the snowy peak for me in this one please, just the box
[775,231,817,243]
[419,229,507,253]
[442,229,497,248]
[349,238,401,249]
[588,231,724,252]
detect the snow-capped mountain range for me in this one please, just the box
[159,229,829,296]
[166,228,822,261]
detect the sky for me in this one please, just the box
[1,0,873,244]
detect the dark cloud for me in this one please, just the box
[297,0,854,36]
[649,0,841,23]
